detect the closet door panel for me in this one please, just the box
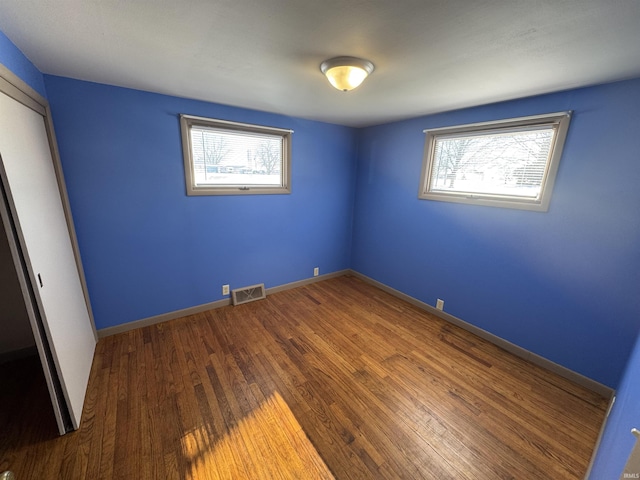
[0,90,95,429]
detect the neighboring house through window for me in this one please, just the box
[180,114,292,195]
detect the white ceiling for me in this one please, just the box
[0,0,639,127]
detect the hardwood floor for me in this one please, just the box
[0,275,608,479]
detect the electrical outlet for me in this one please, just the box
[222,284,230,295]
[313,267,319,277]
[436,299,444,311]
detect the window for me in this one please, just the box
[180,115,292,195]
[419,112,571,211]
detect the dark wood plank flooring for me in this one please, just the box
[0,275,608,479]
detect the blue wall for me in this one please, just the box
[0,31,46,99]
[352,79,640,388]
[2,23,640,477]
[44,76,357,329]
[589,334,640,478]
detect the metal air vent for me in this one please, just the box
[231,283,266,306]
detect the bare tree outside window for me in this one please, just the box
[432,131,552,195]
[181,115,291,195]
[419,112,571,211]
[256,141,281,175]
[193,131,230,180]
[432,137,476,189]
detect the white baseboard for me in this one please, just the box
[349,270,614,398]
[96,269,350,338]
[97,267,612,397]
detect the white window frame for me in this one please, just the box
[180,114,292,196]
[418,112,572,211]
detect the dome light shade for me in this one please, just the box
[320,56,375,92]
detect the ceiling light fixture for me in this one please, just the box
[320,56,375,92]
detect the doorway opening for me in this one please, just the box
[0,176,73,436]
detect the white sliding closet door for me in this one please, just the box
[0,90,96,430]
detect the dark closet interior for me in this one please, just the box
[0,217,58,465]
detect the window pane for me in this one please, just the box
[419,112,571,211]
[430,128,554,199]
[190,127,283,187]
[180,115,292,196]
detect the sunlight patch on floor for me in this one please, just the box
[181,391,335,480]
